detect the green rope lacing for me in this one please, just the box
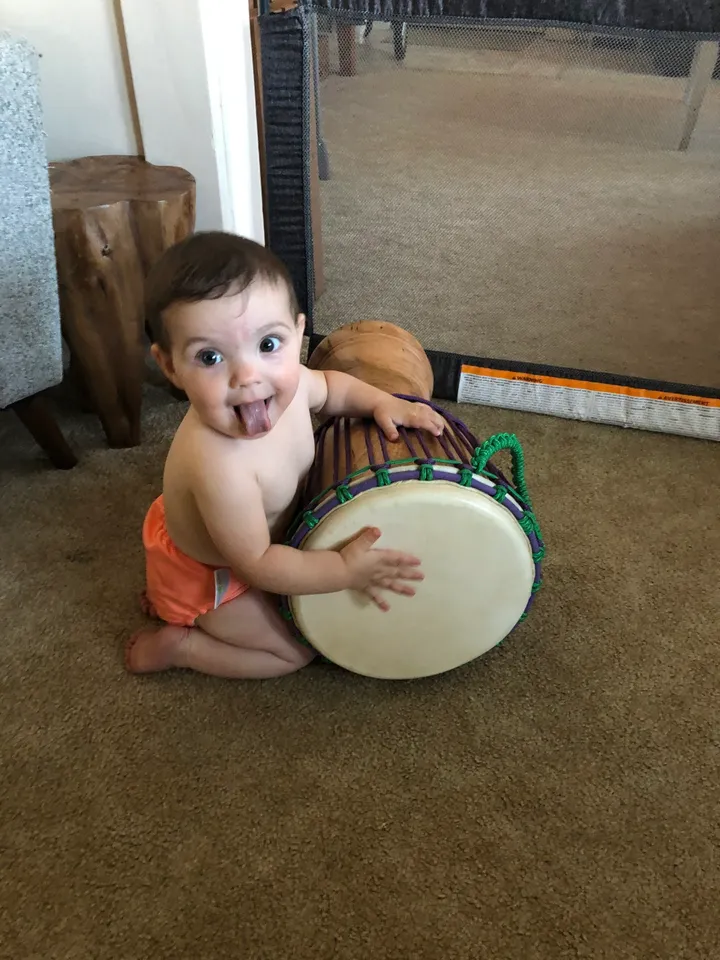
[531,580,543,594]
[300,457,458,518]
[518,512,536,535]
[286,438,547,584]
[519,511,544,544]
[471,433,532,508]
[336,484,353,504]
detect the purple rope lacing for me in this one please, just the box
[310,392,513,491]
[392,394,512,486]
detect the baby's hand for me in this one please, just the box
[339,526,424,612]
[372,396,445,442]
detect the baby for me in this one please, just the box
[126,231,445,679]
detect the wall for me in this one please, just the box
[0,0,263,235]
[0,0,138,160]
[121,0,264,237]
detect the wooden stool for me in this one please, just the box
[50,155,196,448]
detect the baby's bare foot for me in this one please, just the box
[125,625,188,674]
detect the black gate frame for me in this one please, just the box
[258,3,720,405]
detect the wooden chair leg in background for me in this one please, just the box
[12,393,78,470]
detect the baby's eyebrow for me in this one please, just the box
[255,321,293,336]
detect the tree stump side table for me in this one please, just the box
[50,155,196,448]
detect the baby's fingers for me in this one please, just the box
[410,406,445,436]
[425,415,445,437]
[380,550,422,567]
[385,566,424,582]
[379,578,417,597]
[365,586,391,612]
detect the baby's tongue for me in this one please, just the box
[236,400,271,437]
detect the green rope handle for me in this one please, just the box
[471,433,532,508]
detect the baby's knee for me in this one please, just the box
[295,644,317,669]
[284,641,316,673]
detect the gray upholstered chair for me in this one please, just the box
[0,31,76,468]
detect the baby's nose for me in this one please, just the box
[229,360,260,389]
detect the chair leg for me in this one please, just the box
[12,393,78,469]
[678,40,719,151]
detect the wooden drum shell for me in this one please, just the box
[307,320,434,401]
[304,413,464,506]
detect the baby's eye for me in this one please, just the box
[197,349,223,367]
[259,336,281,354]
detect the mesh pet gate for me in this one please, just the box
[258,1,720,440]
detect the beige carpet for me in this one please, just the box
[315,27,720,388]
[1,379,718,959]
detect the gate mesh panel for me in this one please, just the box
[301,8,720,394]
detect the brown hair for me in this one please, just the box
[145,231,300,351]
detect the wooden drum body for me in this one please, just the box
[307,320,434,399]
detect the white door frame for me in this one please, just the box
[119,0,265,242]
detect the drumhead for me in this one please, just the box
[289,479,535,679]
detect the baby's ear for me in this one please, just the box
[296,313,307,338]
[151,343,180,388]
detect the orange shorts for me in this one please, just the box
[143,495,249,626]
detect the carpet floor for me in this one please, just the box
[315,26,720,389]
[0,377,718,959]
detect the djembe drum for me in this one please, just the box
[281,321,545,680]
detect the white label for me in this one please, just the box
[457,366,720,442]
[214,568,232,608]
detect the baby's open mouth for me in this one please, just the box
[234,398,272,437]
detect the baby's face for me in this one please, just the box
[154,279,305,440]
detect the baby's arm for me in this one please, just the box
[306,367,445,440]
[307,367,388,420]
[191,454,421,601]
[193,459,348,595]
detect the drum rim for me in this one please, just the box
[290,480,537,678]
[279,457,545,651]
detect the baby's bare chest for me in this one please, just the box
[255,405,317,523]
